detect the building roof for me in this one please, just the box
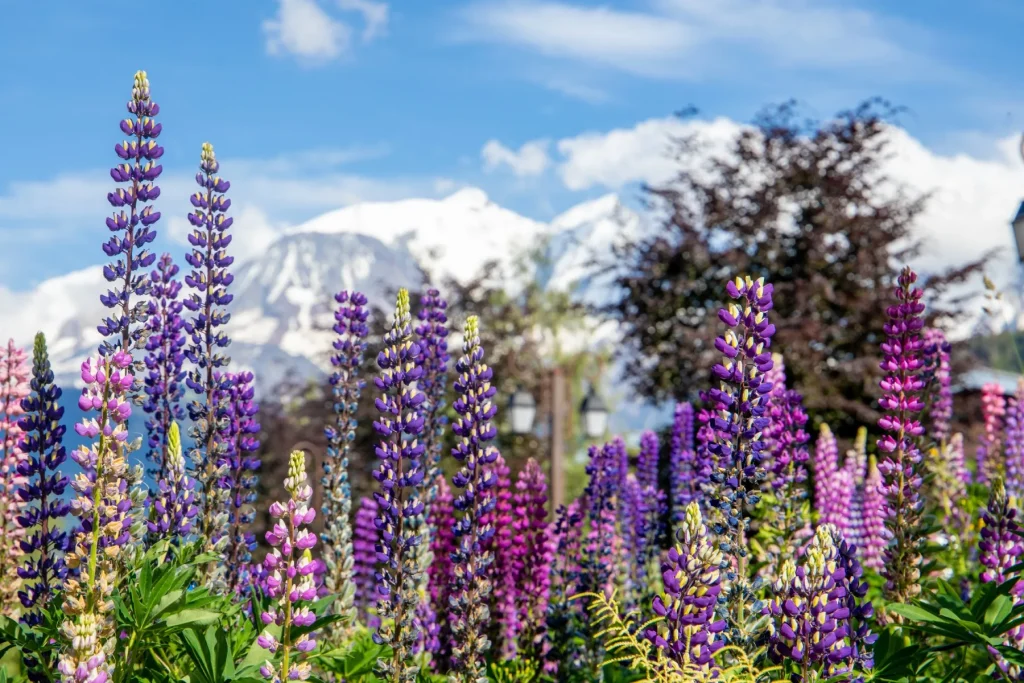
[953,367,1023,395]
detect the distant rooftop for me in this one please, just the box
[953,367,1023,395]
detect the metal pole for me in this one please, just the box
[550,366,566,511]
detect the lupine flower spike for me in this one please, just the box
[978,478,1024,676]
[321,290,368,634]
[669,402,697,521]
[16,333,70,630]
[182,142,235,545]
[142,253,186,479]
[353,495,380,625]
[257,450,321,682]
[448,315,499,679]
[370,288,427,683]
[978,382,1006,486]
[645,501,726,674]
[146,422,198,545]
[427,479,456,663]
[99,70,162,360]
[0,339,29,614]
[705,275,776,639]
[511,458,553,662]
[59,351,135,683]
[877,266,926,606]
[1005,380,1024,500]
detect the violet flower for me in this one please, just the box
[60,352,135,683]
[978,478,1024,676]
[644,501,726,673]
[544,502,585,677]
[321,290,368,632]
[705,275,776,635]
[256,450,321,682]
[978,382,1006,486]
[859,455,887,572]
[582,440,621,597]
[448,315,499,679]
[511,458,552,662]
[489,452,519,659]
[350,495,380,628]
[146,422,198,544]
[370,289,427,682]
[0,339,29,615]
[813,424,841,522]
[637,430,660,491]
[217,371,261,593]
[922,328,953,445]
[415,287,450,499]
[16,333,70,629]
[98,70,161,359]
[1006,380,1024,500]
[182,142,235,543]
[142,253,186,480]
[427,478,455,666]
[669,402,697,521]
[876,267,927,605]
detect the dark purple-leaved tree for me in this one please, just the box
[605,100,988,437]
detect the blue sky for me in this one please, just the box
[1,0,1023,290]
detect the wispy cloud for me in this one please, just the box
[481,139,551,176]
[456,0,943,82]
[262,0,389,65]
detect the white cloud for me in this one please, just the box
[457,0,934,80]
[262,0,389,63]
[481,139,551,176]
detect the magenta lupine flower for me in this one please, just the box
[0,339,29,614]
[256,451,320,682]
[978,478,1024,675]
[922,328,953,445]
[98,71,162,359]
[146,422,197,544]
[813,424,841,522]
[825,468,854,537]
[876,266,927,604]
[60,351,135,683]
[448,315,499,678]
[860,455,887,572]
[669,402,697,521]
[142,253,186,479]
[353,495,380,627]
[645,501,726,673]
[321,290,368,629]
[978,382,1007,486]
[1005,381,1024,500]
[427,478,455,664]
[489,453,519,659]
[370,289,427,680]
[511,458,552,661]
[217,371,261,592]
[182,142,235,543]
[16,334,70,630]
[706,275,777,632]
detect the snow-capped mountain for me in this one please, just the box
[0,189,641,396]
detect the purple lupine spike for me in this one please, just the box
[922,328,953,445]
[765,525,872,680]
[217,371,261,593]
[645,501,726,673]
[951,432,970,485]
[544,502,584,677]
[705,275,776,631]
[978,478,1024,675]
[142,253,186,480]
[0,340,29,617]
[15,333,70,631]
[824,467,854,536]
[353,495,380,627]
[637,430,660,492]
[763,353,811,564]
[876,267,927,606]
[978,382,1007,486]
[447,315,499,678]
[98,70,162,359]
[182,142,235,544]
[860,455,887,572]
[256,451,321,682]
[321,290,369,631]
[427,479,455,665]
[832,529,877,674]
[621,474,645,606]
[582,439,621,597]
[813,424,840,520]
[60,351,135,683]
[415,288,450,496]
[489,453,519,659]
[511,458,552,662]
[370,289,427,680]
[669,402,697,522]
[1006,381,1024,500]
[146,422,198,544]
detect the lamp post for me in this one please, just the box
[507,368,608,511]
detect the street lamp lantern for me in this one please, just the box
[579,387,609,439]
[508,386,537,435]
[1013,201,1024,263]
